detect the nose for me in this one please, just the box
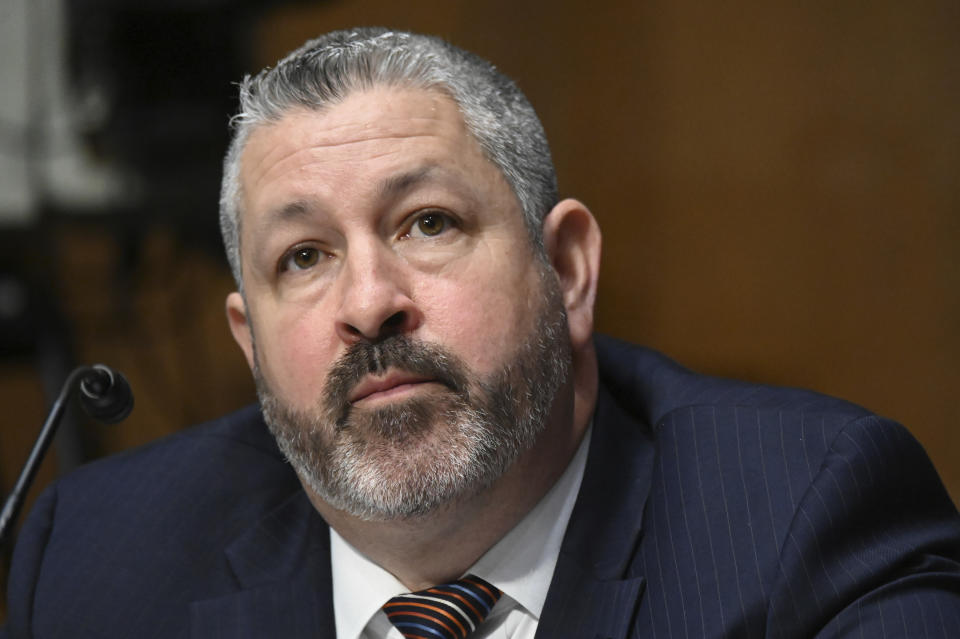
[334,242,421,344]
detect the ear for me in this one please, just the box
[542,198,602,350]
[226,291,256,371]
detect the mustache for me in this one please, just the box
[323,335,470,421]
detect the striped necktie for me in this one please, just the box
[382,574,502,639]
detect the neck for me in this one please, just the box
[306,367,596,591]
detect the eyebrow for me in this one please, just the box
[376,165,439,201]
[266,199,315,223]
[253,200,318,240]
[257,164,456,231]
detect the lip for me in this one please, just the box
[348,371,437,404]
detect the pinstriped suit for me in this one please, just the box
[4,335,960,637]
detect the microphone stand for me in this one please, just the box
[0,365,132,547]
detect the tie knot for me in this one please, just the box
[382,574,502,639]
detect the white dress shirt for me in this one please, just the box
[330,426,592,639]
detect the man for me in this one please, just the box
[4,27,960,638]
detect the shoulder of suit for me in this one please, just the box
[51,403,297,516]
[10,406,308,637]
[71,402,280,469]
[594,333,874,430]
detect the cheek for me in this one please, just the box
[255,305,337,406]
[417,261,541,374]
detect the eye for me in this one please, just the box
[408,211,451,238]
[280,246,321,272]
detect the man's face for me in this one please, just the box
[227,87,572,519]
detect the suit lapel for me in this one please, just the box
[536,384,657,639]
[189,489,337,638]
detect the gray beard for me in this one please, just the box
[254,273,571,521]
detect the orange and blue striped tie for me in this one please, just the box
[382,574,502,639]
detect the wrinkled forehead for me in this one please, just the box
[243,88,466,174]
[235,86,518,221]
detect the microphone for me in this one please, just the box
[0,364,134,547]
[79,364,134,424]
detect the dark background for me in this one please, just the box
[2,0,958,618]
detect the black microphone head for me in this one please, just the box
[79,364,134,424]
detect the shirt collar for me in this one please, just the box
[330,425,592,639]
[468,424,591,617]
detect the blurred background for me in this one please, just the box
[1,0,957,616]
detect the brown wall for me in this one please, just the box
[2,0,958,604]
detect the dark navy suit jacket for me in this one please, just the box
[5,336,960,637]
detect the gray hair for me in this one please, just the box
[219,27,558,288]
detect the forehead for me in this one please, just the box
[238,87,494,206]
